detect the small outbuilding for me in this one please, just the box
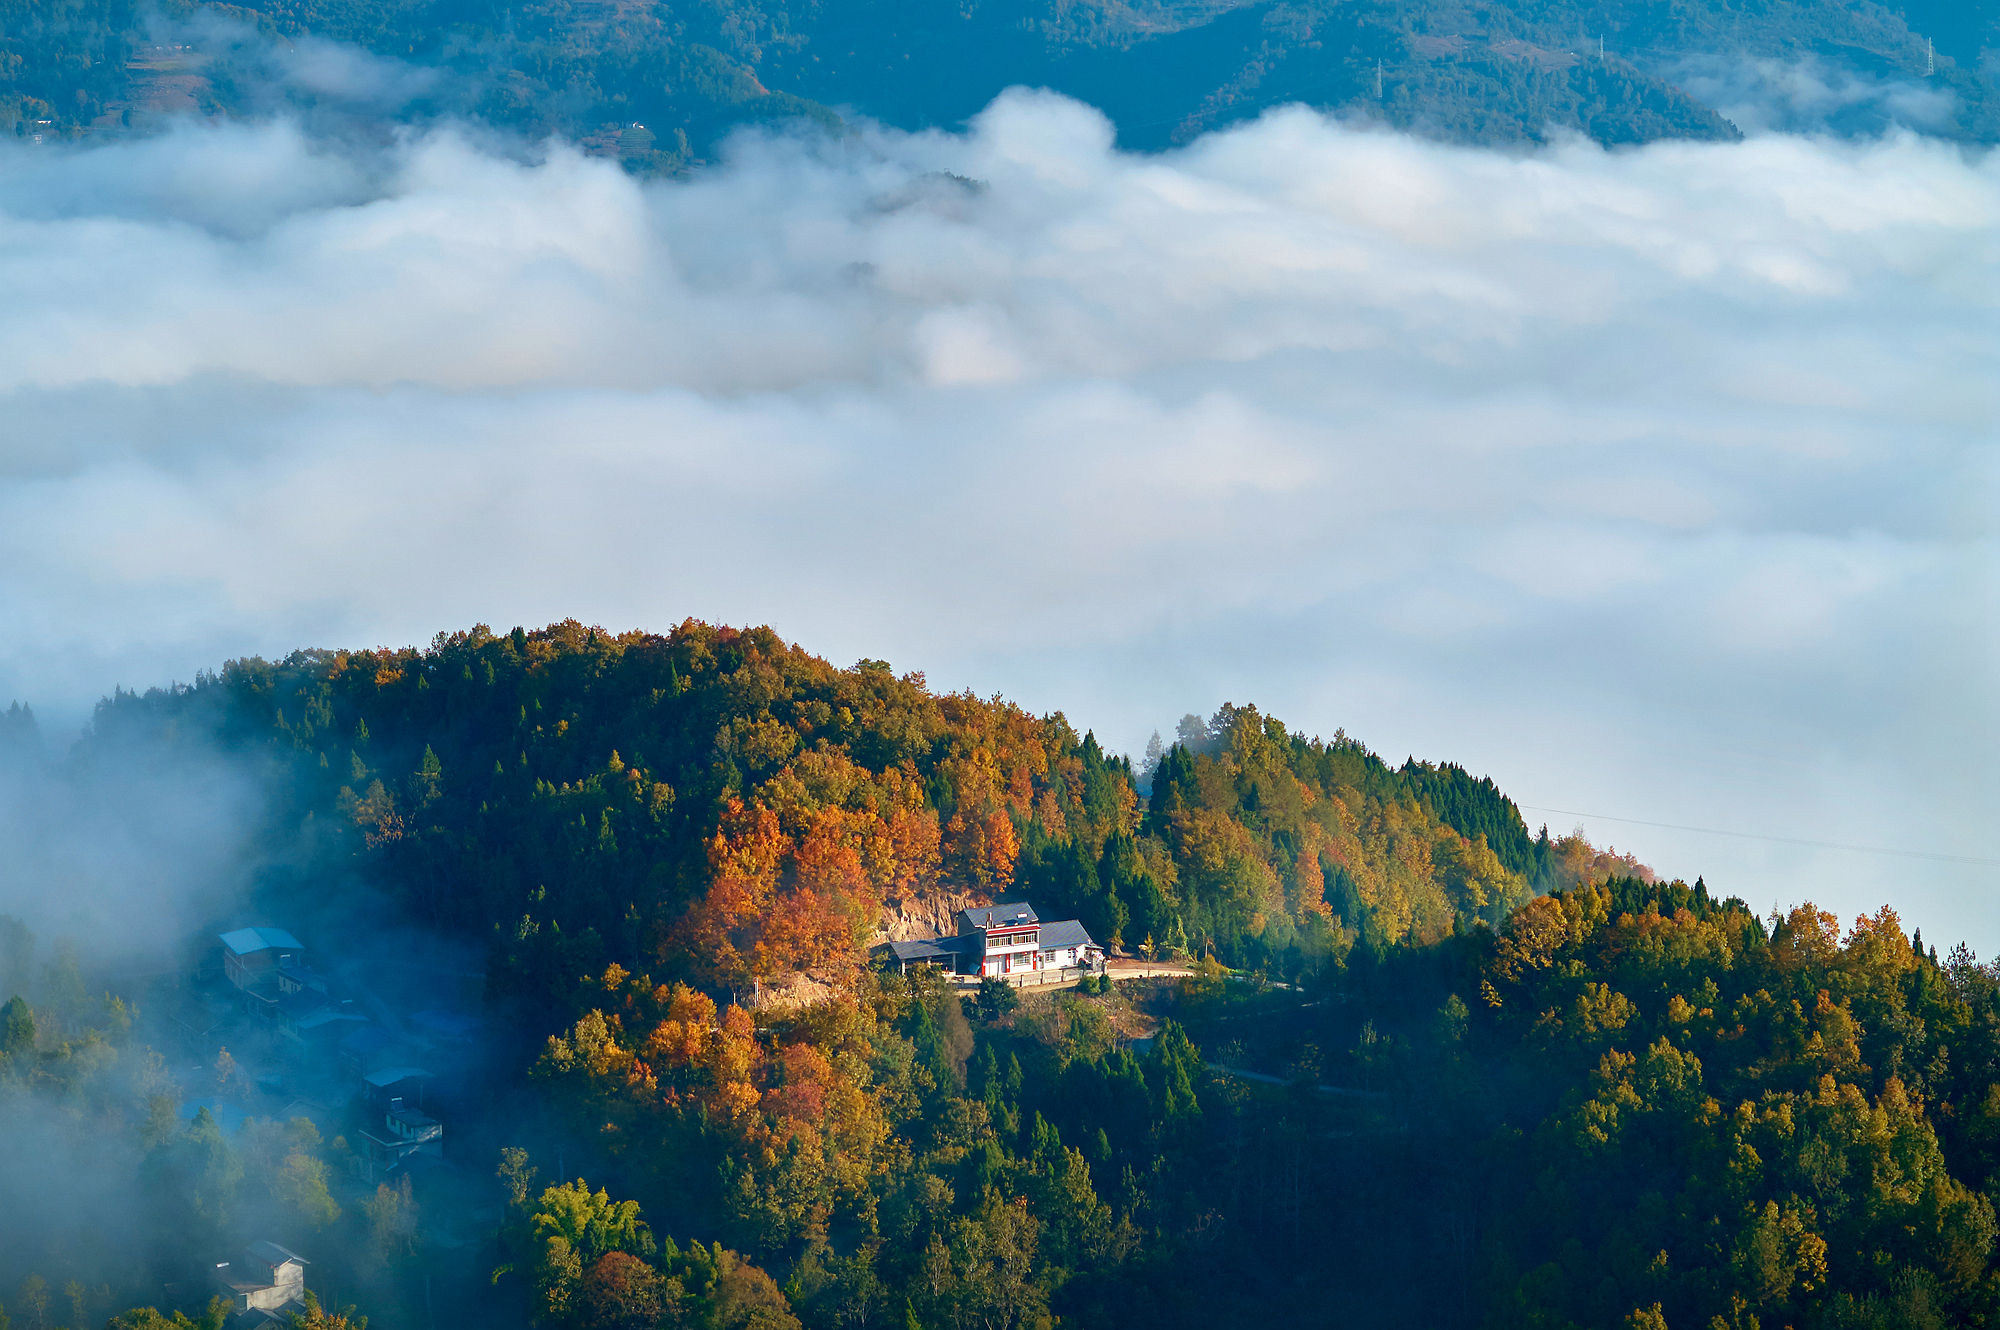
[211,1240,308,1324]
[873,935,977,973]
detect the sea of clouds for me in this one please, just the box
[0,91,1994,944]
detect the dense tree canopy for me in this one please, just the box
[87,620,1553,1003]
[515,882,2000,1329]
[13,619,2000,1329]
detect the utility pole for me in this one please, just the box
[1926,38,1935,75]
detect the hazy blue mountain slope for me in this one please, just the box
[2,0,1992,155]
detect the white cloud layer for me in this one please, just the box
[1668,54,1964,136]
[0,94,1994,946]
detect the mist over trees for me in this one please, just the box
[0,620,1986,1329]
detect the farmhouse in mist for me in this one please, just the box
[193,923,463,1189]
[218,927,303,1002]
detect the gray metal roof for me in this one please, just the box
[243,1240,307,1269]
[1036,919,1097,950]
[878,936,974,962]
[219,927,301,956]
[957,901,1040,931]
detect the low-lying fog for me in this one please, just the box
[0,87,1993,945]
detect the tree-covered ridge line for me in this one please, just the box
[83,619,1592,1005]
[1467,885,2000,1329]
[515,872,2000,1330]
[4,0,1994,155]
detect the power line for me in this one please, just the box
[1514,804,2000,868]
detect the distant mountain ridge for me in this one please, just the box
[2,0,1994,156]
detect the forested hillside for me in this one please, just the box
[85,620,1569,998]
[5,0,1996,156]
[11,619,2000,1330]
[518,887,2000,1330]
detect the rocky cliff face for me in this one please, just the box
[748,889,994,1010]
[877,888,990,942]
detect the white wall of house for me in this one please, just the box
[977,925,1043,976]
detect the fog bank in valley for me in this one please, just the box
[0,92,1993,945]
[0,716,257,962]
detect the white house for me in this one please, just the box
[959,903,1037,975]
[870,901,1103,977]
[954,902,1103,975]
[212,1241,308,1322]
